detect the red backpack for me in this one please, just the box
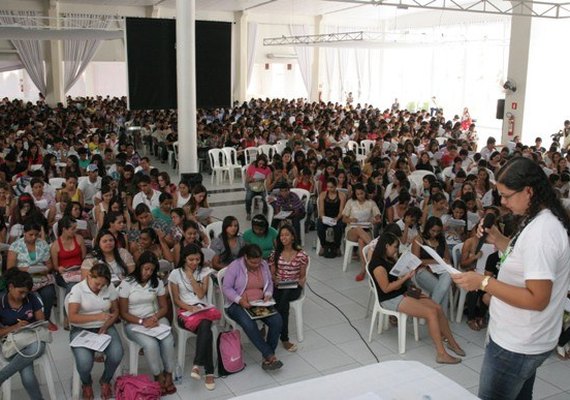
[217,330,245,376]
[115,374,162,400]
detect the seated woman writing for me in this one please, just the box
[369,232,465,364]
[0,269,48,400]
[67,263,123,400]
[221,244,283,371]
[168,244,219,391]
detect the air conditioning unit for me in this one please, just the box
[266,53,297,59]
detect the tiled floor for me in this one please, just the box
[8,158,570,400]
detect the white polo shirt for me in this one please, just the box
[66,279,118,329]
[489,209,570,354]
[167,268,210,306]
[118,278,165,319]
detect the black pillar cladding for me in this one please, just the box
[125,18,232,111]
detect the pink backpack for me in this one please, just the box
[217,330,245,376]
[115,374,161,400]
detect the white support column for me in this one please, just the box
[45,0,65,107]
[235,11,249,103]
[310,15,322,102]
[176,0,199,177]
[502,2,532,144]
[146,6,161,18]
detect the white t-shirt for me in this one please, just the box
[489,209,570,354]
[78,177,102,206]
[132,189,161,210]
[167,268,211,306]
[117,278,165,319]
[66,279,118,329]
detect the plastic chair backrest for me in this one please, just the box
[222,147,239,166]
[347,140,359,153]
[244,148,258,166]
[208,149,227,169]
[451,243,464,269]
[290,188,310,210]
[205,221,223,243]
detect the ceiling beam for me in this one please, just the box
[324,0,570,19]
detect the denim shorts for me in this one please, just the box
[380,294,404,311]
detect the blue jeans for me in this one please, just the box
[245,188,267,214]
[124,318,175,376]
[35,284,56,321]
[413,268,451,313]
[479,338,552,400]
[0,341,45,400]
[226,303,282,359]
[70,325,124,385]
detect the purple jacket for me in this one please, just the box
[221,256,273,307]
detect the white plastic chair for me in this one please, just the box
[450,243,468,323]
[347,140,366,163]
[243,148,258,166]
[407,170,436,196]
[119,322,142,375]
[242,166,264,212]
[168,278,217,372]
[290,188,310,246]
[342,238,360,272]
[208,149,230,185]
[289,258,310,342]
[274,139,288,155]
[48,177,66,190]
[168,141,179,169]
[0,348,57,400]
[205,221,223,244]
[55,285,66,326]
[366,265,419,353]
[222,147,244,185]
[257,144,275,162]
[362,241,376,317]
[158,259,173,274]
[360,140,376,156]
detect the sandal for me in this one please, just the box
[205,374,215,391]
[282,341,298,352]
[191,365,201,380]
[446,343,466,357]
[467,319,481,331]
[81,385,94,400]
[163,373,177,395]
[436,354,461,365]
[261,357,283,371]
[100,382,113,400]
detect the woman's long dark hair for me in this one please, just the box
[177,244,204,274]
[220,216,239,264]
[422,216,445,243]
[368,232,400,270]
[92,228,128,275]
[496,157,570,235]
[273,224,302,270]
[129,250,159,288]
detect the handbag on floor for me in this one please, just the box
[217,330,245,376]
[115,374,161,400]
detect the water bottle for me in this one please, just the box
[174,364,183,384]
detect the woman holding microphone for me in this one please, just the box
[453,157,570,400]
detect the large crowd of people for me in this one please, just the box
[0,95,568,400]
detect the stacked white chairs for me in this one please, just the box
[208,149,230,185]
[221,147,244,184]
[366,264,419,353]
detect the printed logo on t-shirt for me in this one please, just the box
[25,310,33,320]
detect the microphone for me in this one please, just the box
[475,213,497,253]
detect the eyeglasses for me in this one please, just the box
[499,189,522,200]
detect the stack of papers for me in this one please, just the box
[27,265,48,274]
[389,252,422,277]
[322,216,337,226]
[273,210,292,220]
[196,208,213,219]
[445,218,466,228]
[131,324,171,340]
[180,304,214,317]
[419,244,460,275]
[70,330,112,352]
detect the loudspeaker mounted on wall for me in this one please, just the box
[496,99,505,120]
[287,64,292,70]
[265,63,270,70]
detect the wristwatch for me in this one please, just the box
[480,276,491,292]
[138,318,143,325]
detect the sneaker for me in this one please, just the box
[48,321,58,332]
[246,213,252,221]
[355,272,365,282]
[205,375,215,391]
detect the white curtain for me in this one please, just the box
[0,60,23,73]
[324,47,336,101]
[63,14,110,93]
[337,48,350,102]
[354,48,371,103]
[0,10,46,94]
[247,22,258,89]
[289,24,313,97]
